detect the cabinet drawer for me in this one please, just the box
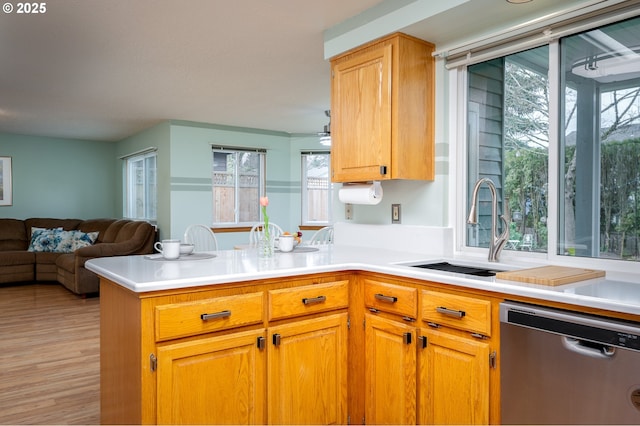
[363,279,417,319]
[421,290,491,336]
[268,281,349,321]
[155,292,264,341]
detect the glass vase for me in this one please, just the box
[258,233,275,258]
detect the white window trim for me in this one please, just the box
[123,149,157,222]
[449,23,640,276]
[211,147,267,227]
[301,151,332,226]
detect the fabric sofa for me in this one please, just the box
[0,218,156,295]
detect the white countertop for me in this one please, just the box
[86,244,640,317]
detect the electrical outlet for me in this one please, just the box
[392,204,401,224]
[345,203,353,220]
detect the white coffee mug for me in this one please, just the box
[278,235,294,252]
[154,239,180,259]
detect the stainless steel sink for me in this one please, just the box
[410,261,504,277]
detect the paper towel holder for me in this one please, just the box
[342,181,383,198]
[371,181,382,199]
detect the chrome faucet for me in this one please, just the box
[467,178,510,262]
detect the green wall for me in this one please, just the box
[0,104,450,250]
[116,120,330,249]
[0,132,117,220]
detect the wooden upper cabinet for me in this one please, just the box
[330,33,435,182]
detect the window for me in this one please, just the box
[301,152,331,225]
[212,148,266,226]
[560,20,640,260]
[467,46,550,254]
[461,10,640,264]
[124,150,157,220]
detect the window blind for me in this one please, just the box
[210,144,267,153]
[437,0,640,69]
[119,147,157,160]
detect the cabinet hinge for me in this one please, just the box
[347,316,351,330]
[380,165,388,175]
[149,353,157,372]
[489,351,497,369]
[363,318,366,330]
[347,414,350,425]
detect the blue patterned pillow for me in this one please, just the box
[27,228,59,252]
[68,230,99,250]
[28,229,99,253]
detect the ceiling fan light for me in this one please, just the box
[319,134,332,146]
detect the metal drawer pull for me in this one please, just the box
[403,332,412,345]
[200,310,231,321]
[436,306,466,318]
[375,293,398,303]
[302,295,327,305]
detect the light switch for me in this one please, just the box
[392,204,401,224]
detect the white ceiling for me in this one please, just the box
[0,0,592,142]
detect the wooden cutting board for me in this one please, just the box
[495,265,605,286]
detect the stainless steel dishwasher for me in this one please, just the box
[500,301,640,425]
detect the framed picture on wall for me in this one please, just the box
[0,156,13,206]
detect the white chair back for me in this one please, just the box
[308,226,334,245]
[183,224,219,252]
[249,222,284,245]
[520,233,534,251]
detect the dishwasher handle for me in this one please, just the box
[561,336,616,359]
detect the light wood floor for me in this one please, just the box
[0,283,100,425]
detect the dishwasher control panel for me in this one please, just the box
[500,301,640,352]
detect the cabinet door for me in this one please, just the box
[331,44,392,182]
[418,327,490,425]
[268,313,348,425]
[157,329,267,425]
[365,314,416,425]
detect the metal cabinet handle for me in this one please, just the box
[403,332,412,345]
[302,295,326,305]
[419,335,428,349]
[256,336,266,350]
[436,306,466,318]
[273,333,281,346]
[375,293,398,303]
[200,310,231,321]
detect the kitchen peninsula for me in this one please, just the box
[87,245,640,425]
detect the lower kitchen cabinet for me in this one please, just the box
[268,313,348,425]
[156,328,267,425]
[100,272,499,425]
[364,314,417,425]
[418,327,490,425]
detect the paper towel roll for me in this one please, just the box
[338,182,383,205]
